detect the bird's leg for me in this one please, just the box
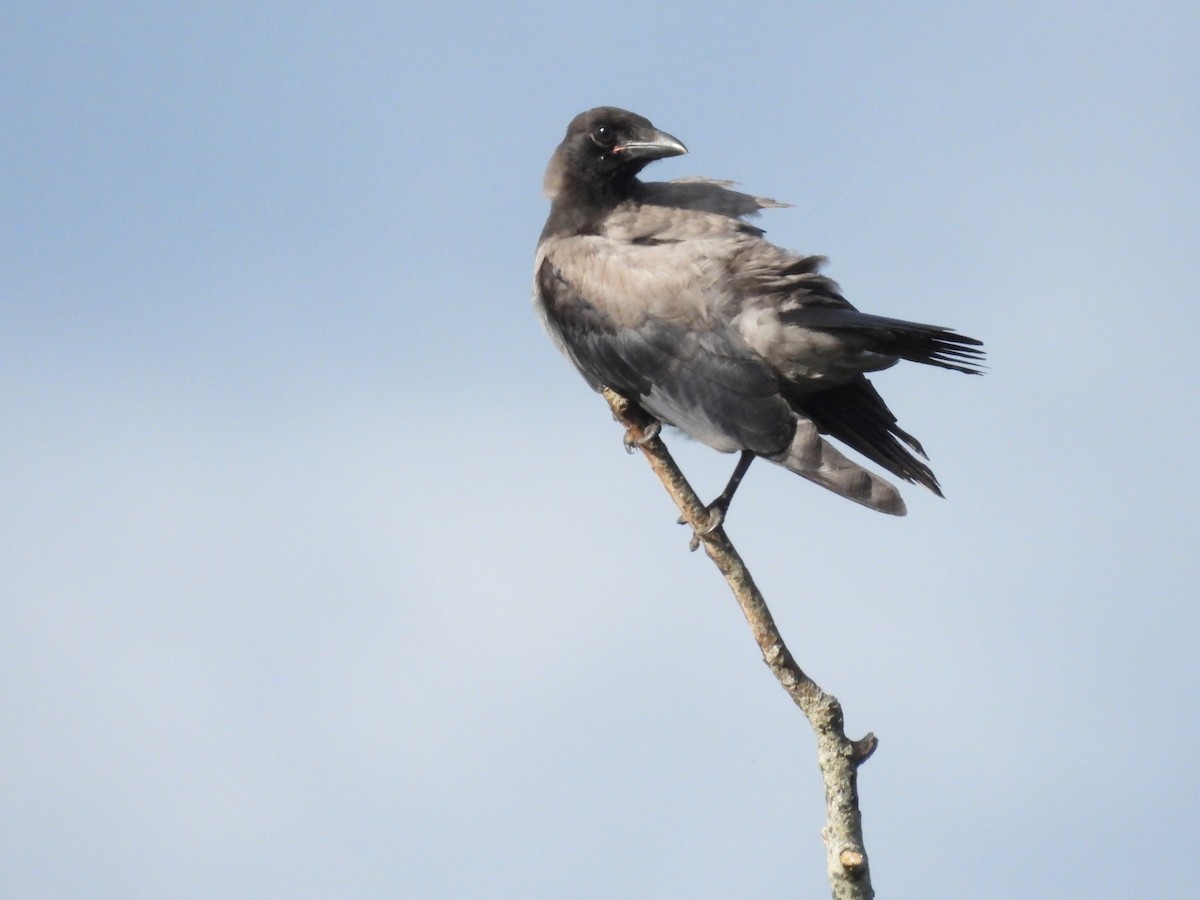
[680,451,755,550]
[702,450,756,528]
[622,419,661,453]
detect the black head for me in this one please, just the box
[543,107,687,204]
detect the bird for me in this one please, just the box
[533,106,983,528]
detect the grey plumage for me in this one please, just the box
[534,107,984,517]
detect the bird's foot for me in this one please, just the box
[622,420,661,454]
[677,499,728,552]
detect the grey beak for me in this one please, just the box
[615,128,688,161]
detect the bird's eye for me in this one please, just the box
[591,124,617,148]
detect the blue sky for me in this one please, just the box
[3,2,1198,897]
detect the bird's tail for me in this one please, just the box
[779,307,986,375]
[769,415,906,515]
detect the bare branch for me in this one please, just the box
[602,388,877,900]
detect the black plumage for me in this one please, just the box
[534,107,984,517]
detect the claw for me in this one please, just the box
[622,420,661,453]
[698,505,725,534]
[679,501,726,551]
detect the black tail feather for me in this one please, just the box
[780,307,986,375]
[783,376,944,495]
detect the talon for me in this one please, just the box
[698,505,725,535]
[680,502,726,551]
[622,420,661,452]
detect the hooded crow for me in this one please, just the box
[534,107,983,520]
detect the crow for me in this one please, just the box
[533,107,983,526]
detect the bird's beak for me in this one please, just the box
[615,128,688,161]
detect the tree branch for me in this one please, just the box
[602,388,877,900]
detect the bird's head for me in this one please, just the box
[543,107,687,203]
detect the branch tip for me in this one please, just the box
[850,733,879,764]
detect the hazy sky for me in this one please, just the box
[3,3,1198,897]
